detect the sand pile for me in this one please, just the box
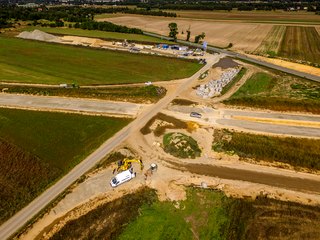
[17,30,61,43]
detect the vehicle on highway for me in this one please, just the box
[110,168,136,188]
[190,112,202,118]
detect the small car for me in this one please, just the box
[190,112,202,118]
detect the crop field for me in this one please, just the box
[0,37,201,85]
[49,187,320,240]
[278,26,320,64]
[213,129,320,171]
[172,10,320,24]
[23,26,171,44]
[1,85,166,103]
[254,25,286,56]
[224,71,320,114]
[104,15,272,51]
[0,108,130,223]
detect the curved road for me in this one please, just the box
[144,32,320,83]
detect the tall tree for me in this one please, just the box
[195,32,205,43]
[168,22,178,41]
[186,25,191,41]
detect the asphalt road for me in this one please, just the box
[0,53,219,240]
[144,32,320,83]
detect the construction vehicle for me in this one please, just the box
[116,158,144,173]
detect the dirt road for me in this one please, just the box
[0,94,146,117]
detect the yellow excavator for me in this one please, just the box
[116,158,144,173]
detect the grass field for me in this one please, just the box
[1,85,167,103]
[213,129,320,171]
[50,187,320,240]
[23,26,171,44]
[224,71,320,114]
[0,108,130,223]
[221,67,247,95]
[278,26,320,64]
[0,37,201,85]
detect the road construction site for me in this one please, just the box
[1,37,320,240]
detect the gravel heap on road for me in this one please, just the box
[17,30,61,43]
[196,68,240,98]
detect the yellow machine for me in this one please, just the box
[116,158,144,173]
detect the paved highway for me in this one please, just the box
[144,32,320,83]
[0,53,219,240]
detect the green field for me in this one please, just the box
[224,71,320,114]
[50,187,320,240]
[0,108,130,223]
[23,26,171,44]
[213,129,320,171]
[0,37,201,85]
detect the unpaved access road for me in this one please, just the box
[0,53,220,240]
[169,161,320,194]
[0,94,146,117]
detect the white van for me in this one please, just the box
[110,168,136,188]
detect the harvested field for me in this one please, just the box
[254,25,286,56]
[278,26,320,64]
[172,10,320,24]
[104,16,272,51]
[0,37,201,85]
[0,108,130,223]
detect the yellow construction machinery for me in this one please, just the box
[116,158,144,173]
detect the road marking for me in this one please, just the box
[232,115,320,128]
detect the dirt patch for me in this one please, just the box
[213,57,239,69]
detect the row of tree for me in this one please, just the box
[73,21,143,34]
[168,22,205,44]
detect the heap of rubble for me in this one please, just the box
[196,68,240,98]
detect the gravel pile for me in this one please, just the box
[17,30,61,42]
[196,68,240,98]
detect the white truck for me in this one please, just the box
[110,168,136,188]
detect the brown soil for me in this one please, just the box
[213,57,240,69]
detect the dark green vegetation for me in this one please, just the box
[1,85,166,103]
[224,71,320,114]
[0,108,130,223]
[163,132,201,158]
[24,26,170,44]
[140,113,188,136]
[51,187,320,240]
[171,98,197,105]
[278,26,320,65]
[49,188,157,240]
[213,129,320,171]
[221,68,247,95]
[0,37,201,85]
